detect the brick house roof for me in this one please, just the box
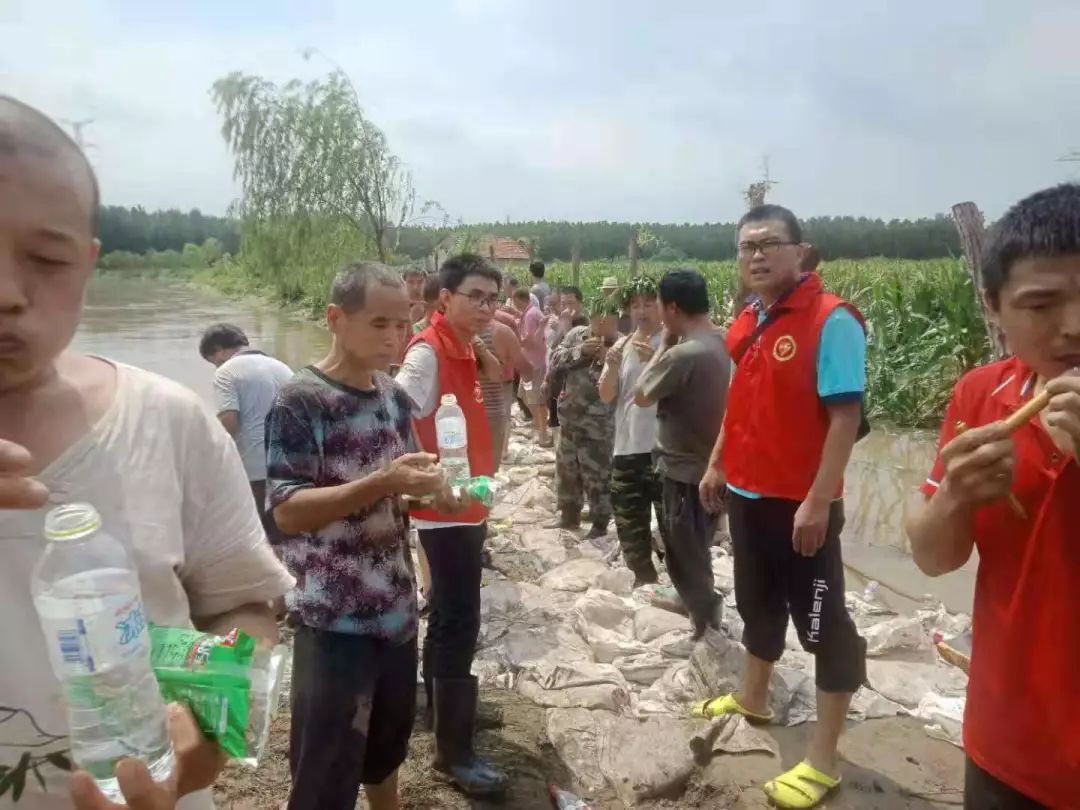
[438,234,532,261]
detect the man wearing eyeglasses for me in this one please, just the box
[697,205,867,809]
[395,253,508,798]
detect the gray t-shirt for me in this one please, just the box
[213,350,294,481]
[637,329,730,484]
[611,332,662,457]
[531,279,551,311]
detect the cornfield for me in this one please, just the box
[524,258,991,428]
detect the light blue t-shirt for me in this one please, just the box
[727,307,865,500]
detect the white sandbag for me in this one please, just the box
[865,659,968,709]
[546,708,609,794]
[638,660,696,712]
[863,614,934,657]
[770,667,817,726]
[634,605,691,643]
[636,583,688,616]
[613,652,671,686]
[518,661,631,712]
[849,686,907,720]
[687,631,746,699]
[914,693,965,749]
[479,623,593,671]
[596,567,635,595]
[516,528,572,572]
[538,558,612,592]
[574,589,634,630]
[690,713,779,760]
[597,714,699,805]
[710,551,736,594]
[576,620,650,664]
[648,629,696,660]
[546,709,699,803]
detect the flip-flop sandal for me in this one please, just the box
[689,693,774,724]
[763,760,841,809]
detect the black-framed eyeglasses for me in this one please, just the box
[454,291,501,311]
[737,240,798,258]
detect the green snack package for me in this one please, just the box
[149,625,286,765]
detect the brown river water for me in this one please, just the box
[73,278,954,593]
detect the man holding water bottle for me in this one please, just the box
[396,253,509,798]
[265,262,456,810]
[0,97,294,810]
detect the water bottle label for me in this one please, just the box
[437,428,466,447]
[41,594,148,675]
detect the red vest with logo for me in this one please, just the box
[722,273,865,501]
[407,312,495,523]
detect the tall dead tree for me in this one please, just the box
[628,235,640,276]
[951,202,1007,358]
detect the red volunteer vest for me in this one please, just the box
[408,312,495,523]
[722,273,865,501]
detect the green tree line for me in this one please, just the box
[97,207,963,266]
[98,205,239,255]
[394,215,962,262]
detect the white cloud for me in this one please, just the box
[4,0,1079,222]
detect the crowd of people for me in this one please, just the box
[1,95,1078,810]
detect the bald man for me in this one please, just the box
[0,96,294,810]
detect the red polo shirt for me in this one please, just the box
[922,357,1079,806]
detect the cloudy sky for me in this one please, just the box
[4,0,1079,223]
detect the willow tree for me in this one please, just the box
[211,70,416,262]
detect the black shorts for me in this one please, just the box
[964,758,1048,809]
[727,492,866,693]
[288,627,418,810]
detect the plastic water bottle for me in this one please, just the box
[32,504,174,800]
[435,393,471,485]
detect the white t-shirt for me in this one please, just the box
[611,333,663,457]
[0,362,294,810]
[212,350,294,481]
[395,343,482,529]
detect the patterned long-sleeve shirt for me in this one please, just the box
[549,325,615,425]
[265,367,417,644]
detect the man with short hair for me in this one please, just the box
[0,96,292,810]
[907,185,1080,810]
[599,276,668,585]
[199,323,293,541]
[635,268,728,637]
[403,266,428,325]
[267,262,452,810]
[548,297,619,538]
[698,205,867,809]
[396,254,508,798]
[412,273,441,334]
[529,259,550,311]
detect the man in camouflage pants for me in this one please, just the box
[598,276,669,586]
[547,298,620,539]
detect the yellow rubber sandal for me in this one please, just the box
[689,693,774,724]
[763,760,841,809]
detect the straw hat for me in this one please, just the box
[600,276,620,291]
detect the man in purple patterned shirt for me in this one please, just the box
[266,262,454,810]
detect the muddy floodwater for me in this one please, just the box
[74,277,941,557]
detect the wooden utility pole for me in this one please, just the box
[571,244,581,287]
[951,201,1007,358]
[628,234,640,276]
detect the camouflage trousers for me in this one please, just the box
[556,421,613,526]
[610,453,669,574]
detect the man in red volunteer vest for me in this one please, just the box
[396,253,508,798]
[698,205,867,810]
